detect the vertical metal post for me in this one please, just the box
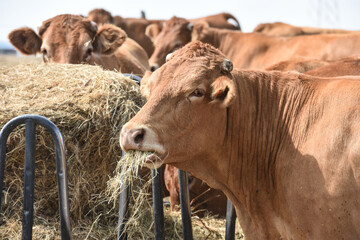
[178,170,193,240]
[0,122,8,214]
[22,119,36,240]
[117,185,130,240]
[118,150,130,240]
[225,198,237,240]
[152,168,164,240]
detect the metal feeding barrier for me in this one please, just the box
[0,114,72,240]
[118,75,237,240]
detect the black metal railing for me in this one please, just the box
[0,114,72,240]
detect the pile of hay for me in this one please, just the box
[0,62,144,239]
[0,62,244,239]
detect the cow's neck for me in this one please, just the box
[222,70,316,232]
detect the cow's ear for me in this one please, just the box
[145,23,163,42]
[93,24,127,55]
[140,71,153,99]
[191,21,209,41]
[211,75,236,107]
[8,27,42,55]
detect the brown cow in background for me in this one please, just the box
[88,9,241,66]
[88,8,164,58]
[191,22,360,70]
[8,14,149,75]
[253,21,357,37]
[164,165,227,216]
[266,56,360,77]
[147,14,241,70]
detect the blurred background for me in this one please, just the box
[1,0,359,51]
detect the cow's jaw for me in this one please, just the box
[120,123,167,169]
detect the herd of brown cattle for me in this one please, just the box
[9,8,360,239]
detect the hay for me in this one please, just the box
[0,62,244,239]
[0,62,144,239]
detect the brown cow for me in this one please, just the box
[253,21,356,37]
[9,14,149,75]
[265,58,330,72]
[164,165,227,216]
[120,41,360,239]
[191,22,360,70]
[88,8,164,57]
[147,14,241,70]
[266,56,360,77]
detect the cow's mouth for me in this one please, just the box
[144,151,167,169]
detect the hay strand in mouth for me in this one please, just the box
[106,150,155,201]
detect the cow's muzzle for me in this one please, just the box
[120,123,167,160]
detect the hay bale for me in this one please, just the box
[0,62,144,239]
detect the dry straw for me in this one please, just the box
[0,62,144,239]
[0,62,243,239]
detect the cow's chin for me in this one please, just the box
[143,151,167,169]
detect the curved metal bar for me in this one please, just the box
[178,170,193,240]
[152,168,164,240]
[0,114,72,240]
[122,73,142,84]
[225,198,237,240]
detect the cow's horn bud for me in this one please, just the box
[90,21,98,32]
[187,22,193,31]
[222,58,233,73]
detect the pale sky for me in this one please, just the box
[1,0,359,46]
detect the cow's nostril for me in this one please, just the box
[132,128,145,144]
[150,66,156,72]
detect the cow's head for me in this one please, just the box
[120,41,236,169]
[8,14,126,64]
[146,16,193,71]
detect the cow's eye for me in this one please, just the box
[189,88,205,98]
[84,48,93,61]
[86,48,93,57]
[41,48,49,62]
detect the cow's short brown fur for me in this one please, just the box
[253,22,357,37]
[191,23,360,70]
[267,57,360,77]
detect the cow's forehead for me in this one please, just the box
[40,15,95,43]
[149,41,228,89]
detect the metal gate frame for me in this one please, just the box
[0,114,72,240]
